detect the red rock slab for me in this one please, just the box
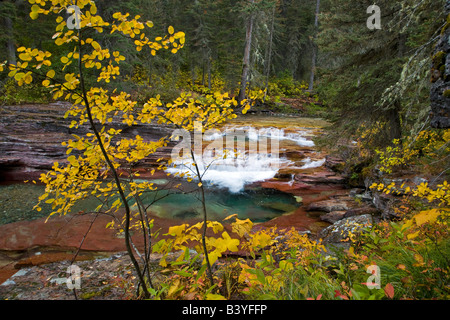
[253,206,328,234]
[0,213,127,252]
[0,262,17,285]
[0,208,210,253]
[13,251,101,269]
[260,180,313,193]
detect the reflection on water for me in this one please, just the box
[0,182,298,225]
[0,183,101,226]
[143,187,299,223]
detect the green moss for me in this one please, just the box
[441,14,450,35]
[80,290,104,300]
[443,89,450,98]
[432,51,446,70]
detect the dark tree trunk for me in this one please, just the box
[387,100,402,142]
[263,4,275,103]
[430,0,450,128]
[309,0,320,91]
[238,0,255,105]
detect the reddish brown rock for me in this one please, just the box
[344,206,380,218]
[295,171,346,184]
[260,180,312,193]
[306,199,350,212]
[0,213,126,252]
[320,211,347,224]
[0,103,174,182]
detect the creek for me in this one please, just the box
[0,115,331,226]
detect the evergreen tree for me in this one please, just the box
[317,0,445,144]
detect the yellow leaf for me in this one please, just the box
[223,232,239,252]
[413,253,425,267]
[208,221,224,234]
[407,231,419,240]
[279,260,294,271]
[206,294,226,300]
[19,53,32,61]
[46,69,55,78]
[90,4,97,15]
[14,72,25,81]
[67,155,76,164]
[167,279,181,297]
[231,218,253,237]
[207,251,221,265]
[168,26,174,35]
[223,214,238,221]
[30,11,39,20]
[396,264,406,270]
[198,182,202,187]
[413,209,440,226]
[23,73,33,84]
[168,224,187,237]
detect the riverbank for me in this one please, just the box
[0,103,383,298]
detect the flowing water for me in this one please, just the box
[167,116,328,193]
[0,116,329,225]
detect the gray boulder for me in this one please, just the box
[319,214,373,243]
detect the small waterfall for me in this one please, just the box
[299,157,326,169]
[167,124,323,193]
[288,173,295,186]
[167,150,281,193]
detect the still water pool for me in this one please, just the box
[141,187,299,222]
[0,182,299,225]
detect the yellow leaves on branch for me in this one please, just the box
[400,207,449,241]
[370,180,450,207]
[373,129,449,175]
[6,0,255,240]
[150,91,243,131]
[374,138,419,174]
[156,215,326,286]
[157,219,245,267]
[110,11,185,54]
[8,0,185,94]
[411,208,442,226]
[6,47,52,86]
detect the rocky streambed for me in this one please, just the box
[0,103,385,298]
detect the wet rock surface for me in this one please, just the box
[0,252,138,300]
[0,102,174,182]
[319,214,374,243]
[430,0,450,128]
